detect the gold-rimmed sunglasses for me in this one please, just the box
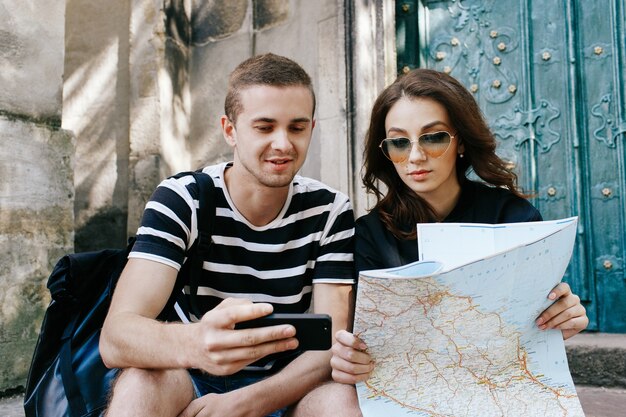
[379,131,455,163]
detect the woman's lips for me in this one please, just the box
[409,169,431,180]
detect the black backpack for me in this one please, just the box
[23,170,215,417]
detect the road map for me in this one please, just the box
[354,217,585,417]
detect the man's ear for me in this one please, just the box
[221,115,236,146]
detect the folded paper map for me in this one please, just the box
[354,217,585,417]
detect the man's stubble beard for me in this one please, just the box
[240,158,298,189]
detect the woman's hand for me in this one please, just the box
[330,330,375,384]
[536,282,589,340]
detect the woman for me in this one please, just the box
[331,68,589,388]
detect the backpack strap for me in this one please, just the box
[182,170,216,319]
[59,314,87,416]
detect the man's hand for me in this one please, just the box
[330,330,374,384]
[194,298,299,375]
[535,282,589,340]
[177,391,254,417]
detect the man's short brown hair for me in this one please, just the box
[224,53,316,123]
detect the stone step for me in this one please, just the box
[576,385,626,417]
[566,332,626,388]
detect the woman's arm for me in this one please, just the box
[535,282,589,340]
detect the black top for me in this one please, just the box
[355,180,542,274]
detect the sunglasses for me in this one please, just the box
[379,131,455,163]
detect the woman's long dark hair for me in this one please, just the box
[363,68,523,240]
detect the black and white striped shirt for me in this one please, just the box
[130,162,355,322]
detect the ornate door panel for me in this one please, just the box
[397,0,626,331]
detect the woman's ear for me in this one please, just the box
[458,139,465,156]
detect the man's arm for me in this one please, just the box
[100,258,299,374]
[178,282,353,417]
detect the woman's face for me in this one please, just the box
[383,97,464,205]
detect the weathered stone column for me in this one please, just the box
[127,0,192,234]
[348,0,396,215]
[63,0,132,252]
[0,0,74,391]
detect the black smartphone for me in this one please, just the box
[235,313,332,350]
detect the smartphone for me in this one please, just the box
[235,313,332,351]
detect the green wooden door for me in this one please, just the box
[397,0,626,332]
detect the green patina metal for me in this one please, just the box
[397,0,626,332]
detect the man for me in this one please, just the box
[100,53,357,416]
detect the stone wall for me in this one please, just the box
[0,0,74,392]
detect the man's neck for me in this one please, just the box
[223,166,290,227]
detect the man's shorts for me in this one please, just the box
[189,370,288,417]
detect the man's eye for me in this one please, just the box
[255,126,272,132]
[290,126,306,132]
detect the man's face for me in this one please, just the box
[223,85,315,188]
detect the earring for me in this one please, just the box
[459,153,464,158]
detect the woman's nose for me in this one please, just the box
[407,141,427,162]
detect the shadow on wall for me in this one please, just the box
[63,0,132,253]
[74,206,128,253]
[65,0,190,252]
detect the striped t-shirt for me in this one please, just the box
[130,162,355,322]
